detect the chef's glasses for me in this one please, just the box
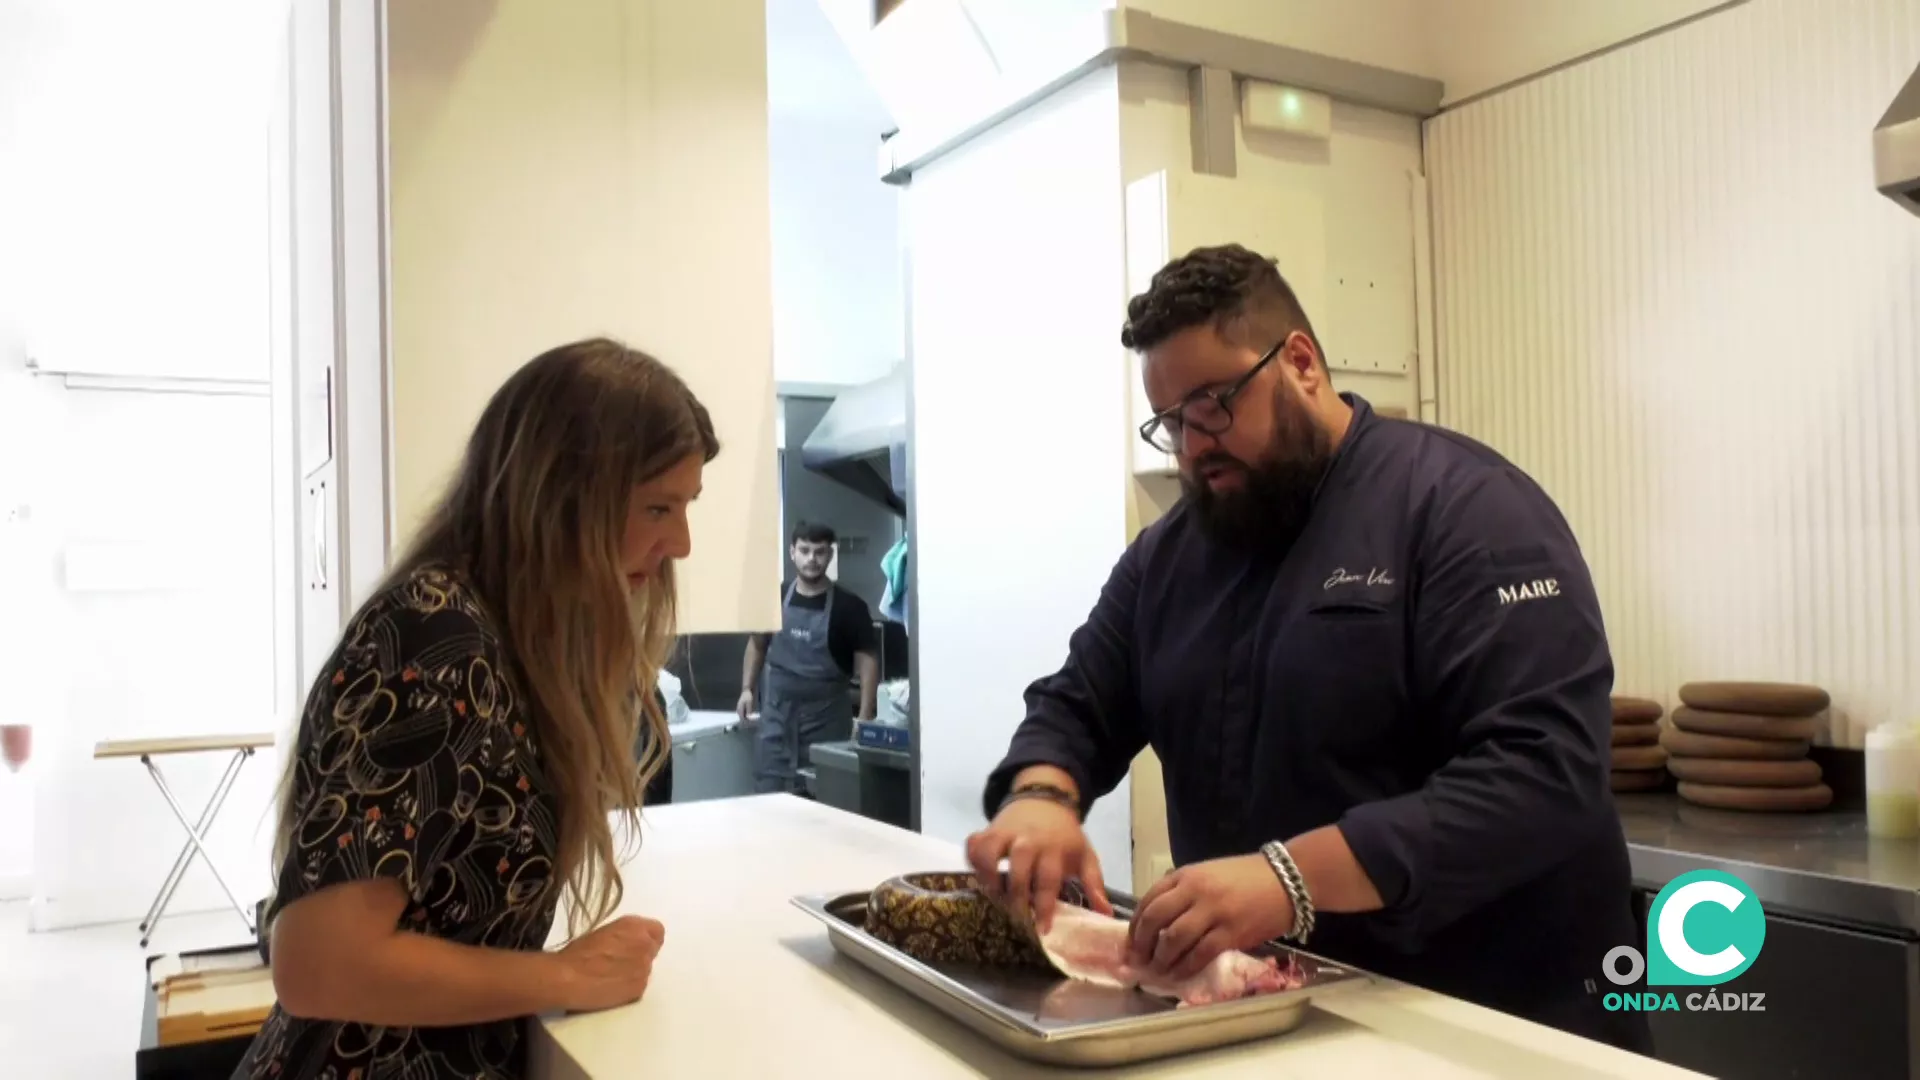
[1137,339,1285,454]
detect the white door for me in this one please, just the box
[274,0,389,710]
[285,0,342,695]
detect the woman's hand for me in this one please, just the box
[273,878,590,1026]
[555,915,668,1012]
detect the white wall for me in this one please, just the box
[909,66,1134,880]
[1,0,282,381]
[386,0,782,636]
[1429,0,1731,103]
[1427,0,1920,747]
[1124,0,1734,106]
[0,364,58,895]
[767,114,903,387]
[1119,66,1426,417]
[1123,0,1434,83]
[1116,60,1428,890]
[0,0,285,928]
[28,390,280,930]
[767,0,904,387]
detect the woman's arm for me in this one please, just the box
[272,879,664,1025]
[270,878,570,1024]
[265,588,663,1026]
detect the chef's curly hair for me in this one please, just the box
[1121,244,1325,364]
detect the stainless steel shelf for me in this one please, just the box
[1618,793,1920,936]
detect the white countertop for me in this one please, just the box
[529,795,1707,1079]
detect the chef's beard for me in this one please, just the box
[1183,386,1333,555]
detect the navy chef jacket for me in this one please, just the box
[983,393,1649,1051]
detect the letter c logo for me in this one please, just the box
[1646,870,1765,987]
[1658,880,1747,977]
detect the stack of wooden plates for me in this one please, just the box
[150,948,276,1048]
[1665,681,1833,812]
[1611,696,1669,792]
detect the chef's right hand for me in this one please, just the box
[735,690,755,722]
[555,914,666,1013]
[966,798,1112,934]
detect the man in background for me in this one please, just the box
[740,521,879,794]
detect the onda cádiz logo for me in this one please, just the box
[1601,869,1767,1013]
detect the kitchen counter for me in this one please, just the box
[529,796,1705,1080]
[1616,793,1920,1079]
[1618,792,1920,934]
[669,709,739,743]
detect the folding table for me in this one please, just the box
[93,733,277,947]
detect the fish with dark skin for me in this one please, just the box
[864,872,1089,968]
[862,871,1301,1008]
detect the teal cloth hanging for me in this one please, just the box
[879,533,909,623]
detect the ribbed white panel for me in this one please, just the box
[1427,0,1920,746]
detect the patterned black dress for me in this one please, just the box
[234,565,559,1080]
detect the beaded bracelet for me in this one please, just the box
[1260,839,1317,945]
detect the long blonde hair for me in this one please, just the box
[272,337,719,937]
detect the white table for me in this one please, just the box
[529,795,1709,1079]
[94,732,276,946]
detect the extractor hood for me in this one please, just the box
[1875,61,1920,217]
[800,363,908,516]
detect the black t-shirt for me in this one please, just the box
[236,564,555,1080]
[771,584,878,676]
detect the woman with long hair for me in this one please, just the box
[234,338,719,1080]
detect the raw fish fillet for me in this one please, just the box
[1034,904,1304,1007]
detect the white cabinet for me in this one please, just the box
[385,0,781,635]
[1122,170,1327,476]
[1325,168,1418,380]
[670,723,757,803]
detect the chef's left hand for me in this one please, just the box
[1127,854,1293,982]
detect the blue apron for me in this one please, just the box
[754,582,853,794]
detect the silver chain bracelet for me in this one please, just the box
[1260,840,1317,945]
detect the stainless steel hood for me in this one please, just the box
[799,363,908,516]
[1875,61,1920,217]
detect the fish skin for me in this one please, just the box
[1034,904,1304,1007]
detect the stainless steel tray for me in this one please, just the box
[791,890,1374,1067]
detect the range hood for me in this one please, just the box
[800,363,908,516]
[1875,61,1920,217]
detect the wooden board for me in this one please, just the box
[1677,681,1831,718]
[1678,781,1834,813]
[156,962,276,1047]
[1666,757,1823,788]
[95,733,276,759]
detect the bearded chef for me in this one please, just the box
[964,244,1651,1054]
[740,521,879,794]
